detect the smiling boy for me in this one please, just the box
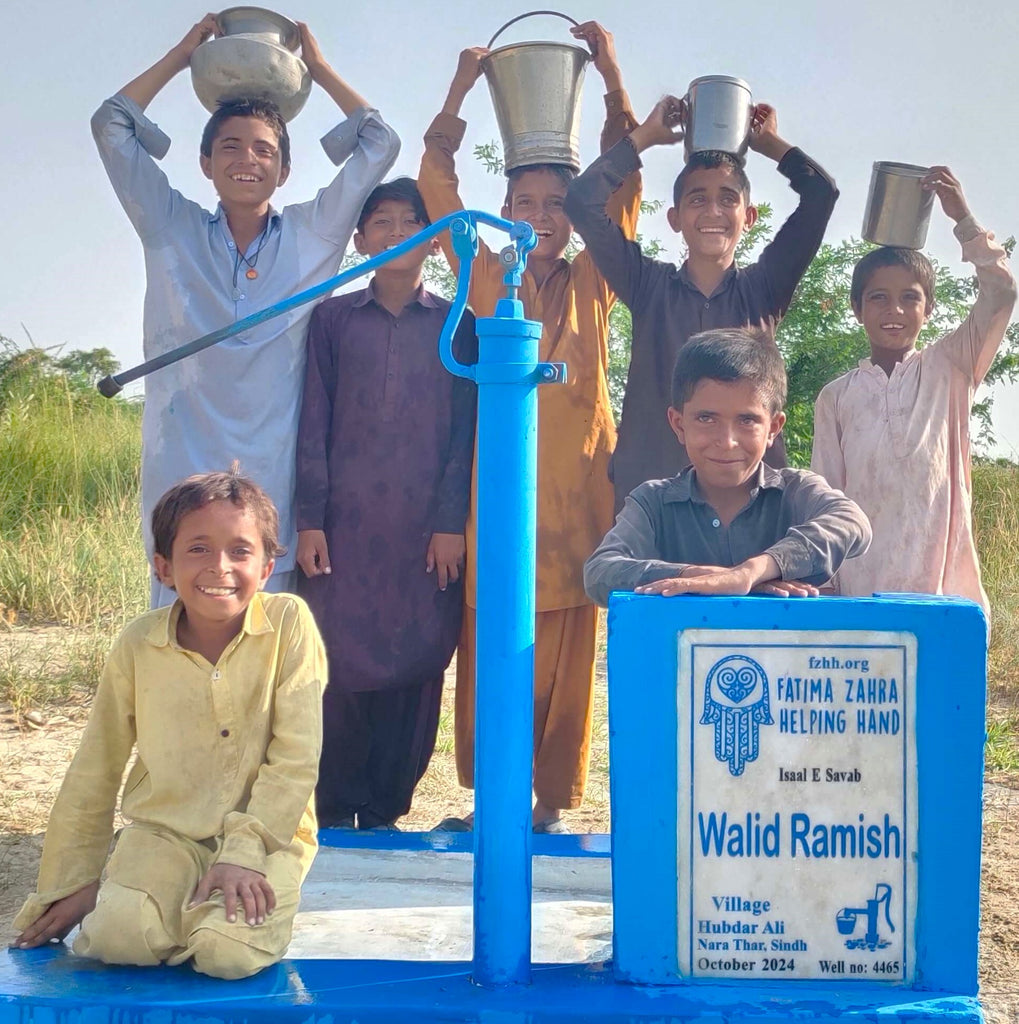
[418,23,640,832]
[584,330,870,604]
[294,178,477,830]
[12,469,326,979]
[811,167,1016,610]
[565,96,838,509]
[91,15,399,605]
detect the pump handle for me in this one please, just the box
[486,10,581,50]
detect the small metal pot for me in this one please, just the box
[862,162,934,250]
[683,75,753,160]
[190,6,311,122]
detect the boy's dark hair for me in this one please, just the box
[151,463,285,561]
[504,163,578,208]
[850,246,936,312]
[357,177,430,233]
[671,328,787,413]
[200,99,291,170]
[672,150,751,207]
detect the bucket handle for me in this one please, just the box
[486,10,582,50]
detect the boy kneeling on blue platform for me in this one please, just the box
[12,468,326,979]
[584,329,871,604]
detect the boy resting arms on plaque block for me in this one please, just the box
[12,469,326,980]
[584,330,870,604]
[419,23,640,833]
[91,15,398,605]
[565,96,838,511]
[811,167,1016,612]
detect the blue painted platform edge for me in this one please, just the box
[1,950,985,1022]
[316,829,610,857]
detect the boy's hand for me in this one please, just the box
[746,103,791,163]
[296,22,328,80]
[170,13,219,69]
[751,579,820,598]
[570,22,622,93]
[189,862,276,927]
[628,95,685,154]
[923,166,971,224]
[635,555,780,597]
[426,532,465,591]
[442,48,490,117]
[12,881,99,949]
[297,530,331,578]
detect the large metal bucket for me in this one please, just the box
[862,162,934,250]
[683,75,753,160]
[190,6,311,122]
[481,12,590,172]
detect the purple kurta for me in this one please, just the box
[295,284,477,693]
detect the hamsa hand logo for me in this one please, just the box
[700,654,773,776]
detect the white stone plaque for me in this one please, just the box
[677,630,917,982]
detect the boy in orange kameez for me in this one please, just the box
[418,22,640,832]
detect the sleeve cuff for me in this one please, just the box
[109,93,171,159]
[604,88,631,115]
[425,111,467,148]
[605,136,642,176]
[953,214,984,245]
[218,833,268,875]
[320,105,376,166]
[775,146,809,180]
[765,540,815,582]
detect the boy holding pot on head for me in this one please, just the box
[418,22,640,834]
[91,15,399,605]
[564,95,838,510]
[811,168,1016,611]
[13,468,326,979]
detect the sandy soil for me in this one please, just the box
[1,637,1016,1021]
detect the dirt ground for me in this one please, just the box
[0,638,1016,1021]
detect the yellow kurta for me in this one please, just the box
[419,91,642,612]
[15,592,326,977]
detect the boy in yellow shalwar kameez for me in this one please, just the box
[419,22,640,832]
[12,469,326,979]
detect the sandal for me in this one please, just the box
[431,816,473,833]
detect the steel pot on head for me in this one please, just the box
[481,11,590,172]
[190,6,311,122]
[683,75,753,160]
[862,162,934,250]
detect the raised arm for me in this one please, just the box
[747,105,839,316]
[924,168,1017,384]
[418,49,501,307]
[564,95,680,310]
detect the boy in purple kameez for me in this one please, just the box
[295,178,476,829]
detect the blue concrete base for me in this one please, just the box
[2,946,982,1022]
[317,827,610,857]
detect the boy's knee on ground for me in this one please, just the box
[187,923,285,980]
[73,881,172,966]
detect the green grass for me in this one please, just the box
[0,361,1016,779]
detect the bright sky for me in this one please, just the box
[3,0,1017,457]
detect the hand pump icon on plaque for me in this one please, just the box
[836,883,895,951]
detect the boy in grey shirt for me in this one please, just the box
[584,329,870,604]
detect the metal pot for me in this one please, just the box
[481,11,590,172]
[190,6,311,122]
[683,75,753,160]
[862,162,934,250]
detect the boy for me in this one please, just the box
[91,15,399,606]
[419,23,640,832]
[12,469,326,980]
[584,330,870,604]
[811,167,1016,612]
[295,177,477,830]
[564,95,839,510]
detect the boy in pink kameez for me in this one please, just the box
[811,167,1016,612]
